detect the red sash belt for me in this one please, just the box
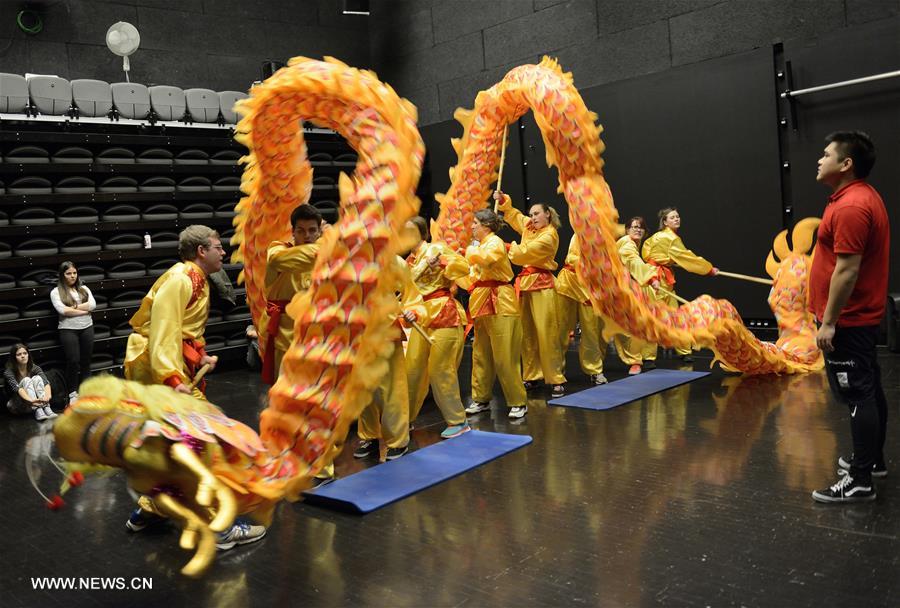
[465,280,510,334]
[648,260,675,287]
[261,299,289,385]
[425,288,464,329]
[163,339,209,394]
[563,264,576,273]
[515,266,554,299]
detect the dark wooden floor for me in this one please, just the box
[3,345,898,607]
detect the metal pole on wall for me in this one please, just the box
[772,42,794,230]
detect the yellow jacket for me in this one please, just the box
[390,255,427,330]
[407,241,467,328]
[463,233,518,318]
[125,261,209,388]
[503,206,559,292]
[617,235,660,286]
[261,240,318,352]
[642,227,713,280]
[556,235,589,303]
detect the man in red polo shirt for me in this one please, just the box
[808,131,890,504]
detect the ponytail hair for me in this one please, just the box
[657,207,678,230]
[474,208,504,234]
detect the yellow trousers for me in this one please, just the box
[471,315,527,408]
[406,326,467,426]
[358,341,410,449]
[613,334,658,365]
[659,284,691,356]
[520,288,566,384]
[556,293,605,376]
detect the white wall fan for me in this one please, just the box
[106,22,141,82]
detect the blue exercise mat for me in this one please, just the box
[548,368,710,410]
[303,430,532,514]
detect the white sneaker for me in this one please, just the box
[43,406,58,419]
[465,401,491,415]
[592,373,608,385]
[34,407,48,421]
[68,391,79,405]
[508,406,527,419]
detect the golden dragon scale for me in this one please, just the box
[232,56,425,498]
[432,57,822,375]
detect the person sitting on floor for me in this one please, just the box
[4,343,57,421]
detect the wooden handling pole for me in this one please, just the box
[493,125,509,213]
[657,287,690,305]
[409,320,435,345]
[190,363,211,389]
[716,270,774,286]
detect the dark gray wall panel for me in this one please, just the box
[596,0,720,35]
[432,1,534,45]
[669,0,846,66]
[436,57,541,122]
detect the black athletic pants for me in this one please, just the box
[59,326,94,393]
[823,325,888,482]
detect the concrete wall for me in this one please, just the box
[370,0,900,125]
[0,0,368,92]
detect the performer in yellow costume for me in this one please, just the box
[494,191,567,397]
[124,225,223,399]
[404,217,471,439]
[462,208,529,419]
[258,204,322,384]
[614,217,662,374]
[354,256,427,460]
[642,207,719,361]
[555,234,608,385]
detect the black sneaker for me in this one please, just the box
[680,354,694,363]
[643,360,657,370]
[812,474,876,503]
[551,384,565,398]
[353,439,378,459]
[385,445,408,460]
[309,475,337,489]
[838,455,888,478]
[523,380,542,390]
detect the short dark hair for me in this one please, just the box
[474,209,504,234]
[290,204,322,227]
[657,207,678,230]
[825,131,876,179]
[627,216,647,231]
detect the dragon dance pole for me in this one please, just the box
[716,271,774,286]
[492,125,509,213]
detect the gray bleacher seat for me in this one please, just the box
[207,308,224,323]
[0,73,29,113]
[102,204,141,222]
[174,149,209,165]
[98,176,138,192]
[97,147,135,164]
[219,229,234,247]
[226,330,248,346]
[309,152,331,164]
[104,233,143,251]
[214,202,236,218]
[210,149,241,165]
[71,79,112,117]
[5,145,49,163]
[92,323,110,339]
[205,336,226,350]
[52,146,93,164]
[314,199,338,223]
[0,273,14,288]
[136,148,173,164]
[333,152,357,166]
[0,183,4,196]
[179,203,214,219]
[90,353,115,371]
[148,85,186,121]
[148,258,177,277]
[28,76,72,115]
[17,269,56,286]
[107,261,147,279]
[212,176,240,192]
[54,177,96,194]
[225,305,250,321]
[0,210,6,226]
[57,205,99,223]
[92,294,108,309]
[185,88,220,122]
[110,82,150,119]
[60,235,102,253]
[112,321,133,336]
[0,335,21,350]
[313,176,336,189]
[8,176,52,194]
[0,304,19,321]
[77,265,105,282]
[11,207,55,225]
[150,231,178,249]
[0,242,10,259]
[15,238,59,256]
[28,329,58,345]
[139,176,175,192]
[111,290,145,308]
[142,204,178,221]
[217,90,248,124]
[176,176,212,192]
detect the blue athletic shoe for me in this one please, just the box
[216,521,267,551]
[440,423,471,439]
[125,507,166,532]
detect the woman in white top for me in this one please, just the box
[49,261,96,403]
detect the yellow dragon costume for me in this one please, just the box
[50,56,820,578]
